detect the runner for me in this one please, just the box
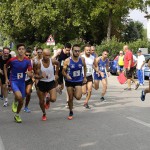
[90,46,98,58]
[93,50,110,102]
[4,43,33,123]
[81,44,95,109]
[52,43,71,106]
[62,44,87,120]
[141,59,150,101]
[0,47,11,106]
[24,48,34,112]
[35,49,59,121]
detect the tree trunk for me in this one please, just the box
[107,9,113,42]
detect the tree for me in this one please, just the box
[121,20,144,42]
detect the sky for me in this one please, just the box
[129,7,150,28]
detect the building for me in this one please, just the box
[145,14,150,41]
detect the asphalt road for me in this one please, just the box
[0,75,150,150]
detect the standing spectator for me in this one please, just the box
[123,45,139,90]
[117,51,124,75]
[136,50,145,85]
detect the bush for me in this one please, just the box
[96,37,124,59]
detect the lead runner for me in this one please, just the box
[62,44,87,120]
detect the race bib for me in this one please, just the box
[17,73,23,79]
[73,70,80,77]
[87,66,93,74]
[99,66,105,72]
[61,61,64,66]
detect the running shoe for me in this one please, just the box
[0,95,3,100]
[68,111,73,120]
[24,107,31,113]
[3,101,8,107]
[84,103,90,109]
[56,88,62,95]
[42,114,47,121]
[45,103,50,109]
[12,101,18,113]
[141,90,145,101]
[14,114,22,123]
[135,83,139,90]
[100,97,106,102]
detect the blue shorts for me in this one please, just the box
[10,81,26,98]
[94,72,107,80]
[117,65,124,72]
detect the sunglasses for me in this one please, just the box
[26,54,31,57]
[74,50,80,53]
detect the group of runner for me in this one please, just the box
[0,43,149,123]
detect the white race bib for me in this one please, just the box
[87,66,93,74]
[73,70,80,77]
[61,61,64,66]
[17,73,23,79]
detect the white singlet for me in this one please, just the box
[81,54,95,76]
[40,58,55,82]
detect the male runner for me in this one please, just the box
[81,44,95,109]
[93,50,110,101]
[35,49,59,121]
[0,47,11,106]
[90,46,98,58]
[4,43,33,123]
[24,48,33,112]
[52,43,71,92]
[62,44,87,120]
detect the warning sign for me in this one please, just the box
[46,35,55,46]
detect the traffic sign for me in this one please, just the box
[46,35,55,46]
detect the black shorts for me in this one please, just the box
[0,74,6,85]
[65,81,83,88]
[125,68,134,79]
[25,78,33,87]
[37,80,56,92]
[82,75,93,85]
[58,71,64,85]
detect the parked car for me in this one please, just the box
[109,55,118,75]
[144,54,150,79]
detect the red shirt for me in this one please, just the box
[124,50,134,68]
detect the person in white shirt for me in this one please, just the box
[136,50,145,85]
[81,44,95,109]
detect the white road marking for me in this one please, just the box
[127,117,150,128]
[0,136,5,150]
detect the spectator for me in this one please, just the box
[136,50,145,85]
[117,51,124,75]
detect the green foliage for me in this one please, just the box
[95,37,124,57]
[128,39,150,53]
[121,20,144,42]
[0,0,146,45]
[95,37,150,58]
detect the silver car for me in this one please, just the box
[144,54,150,79]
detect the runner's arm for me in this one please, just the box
[4,64,9,84]
[52,59,60,76]
[51,49,61,59]
[62,58,70,79]
[33,62,43,79]
[81,57,87,78]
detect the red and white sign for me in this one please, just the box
[46,35,55,46]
